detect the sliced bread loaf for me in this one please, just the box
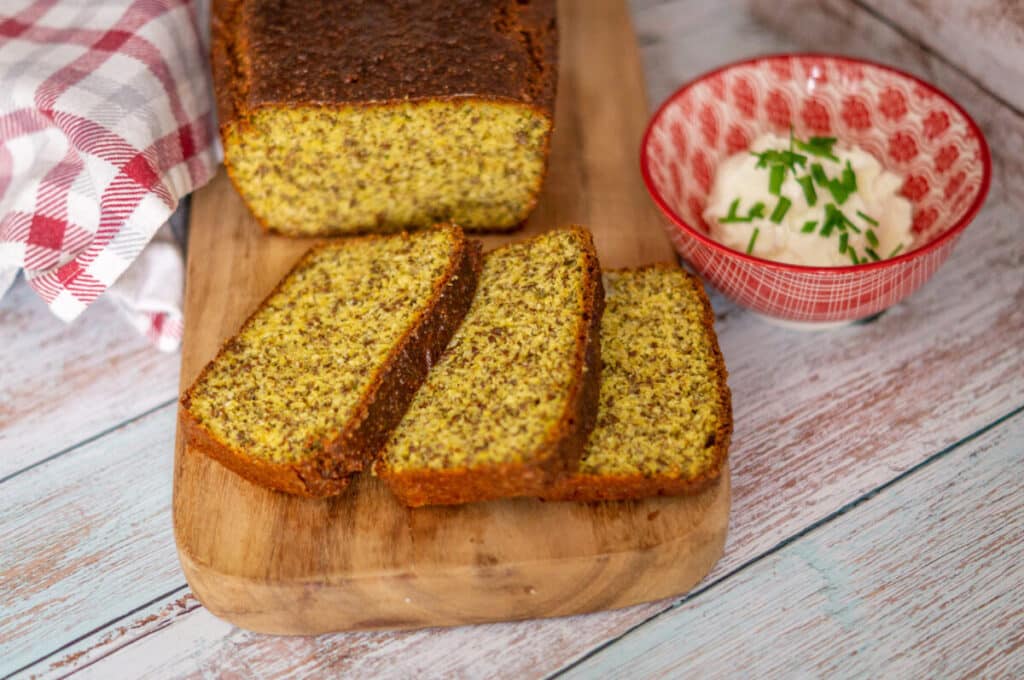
[376,227,604,507]
[543,265,731,502]
[180,225,481,497]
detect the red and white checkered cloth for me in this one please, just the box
[0,0,218,350]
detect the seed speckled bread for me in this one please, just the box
[180,226,481,497]
[212,0,557,236]
[543,265,731,502]
[376,227,604,507]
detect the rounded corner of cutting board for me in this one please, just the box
[172,451,731,635]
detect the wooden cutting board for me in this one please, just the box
[174,0,730,634]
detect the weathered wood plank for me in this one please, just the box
[858,0,1024,113]
[19,190,1023,680]
[562,410,1024,679]
[8,1,1024,676]
[0,405,181,675]
[750,0,1024,207]
[0,281,179,479]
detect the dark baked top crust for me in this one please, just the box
[212,0,557,127]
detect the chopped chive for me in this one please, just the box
[752,149,807,170]
[826,179,850,205]
[811,163,829,186]
[769,164,786,195]
[795,136,840,161]
[845,221,861,234]
[857,210,879,226]
[865,247,881,261]
[848,249,860,265]
[769,196,791,223]
[801,220,817,233]
[796,175,817,206]
[866,229,880,248]
[839,232,849,254]
[843,161,857,192]
[888,243,904,258]
[746,227,760,254]
[820,219,836,237]
[720,199,768,223]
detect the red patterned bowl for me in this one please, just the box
[640,54,991,326]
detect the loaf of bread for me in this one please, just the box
[211,0,558,236]
[376,227,604,507]
[543,266,731,502]
[180,226,481,496]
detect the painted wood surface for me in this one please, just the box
[173,0,733,637]
[563,409,1024,679]
[3,0,1024,677]
[0,282,178,479]
[21,192,1023,680]
[858,0,1024,112]
[0,405,180,674]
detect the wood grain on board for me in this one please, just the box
[5,0,1024,677]
[173,0,731,635]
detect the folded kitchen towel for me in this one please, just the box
[0,0,218,350]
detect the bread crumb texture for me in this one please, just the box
[383,228,592,471]
[186,228,457,464]
[225,101,550,235]
[580,268,726,479]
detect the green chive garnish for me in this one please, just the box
[769,164,786,195]
[753,149,807,170]
[839,232,849,254]
[857,210,879,226]
[796,175,817,206]
[846,221,861,234]
[746,227,760,254]
[749,202,766,219]
[770,196,791,224]
[795,136,840,162]
[888,243,904,258]
[720,198,767,223]
[843,161,857,192]
[865,247,881,261]
[866,229,879,248]
[826,179,850,205]
[801,220,817,233]
[848,249,860,265]
[811,163,829,186]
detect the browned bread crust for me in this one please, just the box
[542,265,732,502]
[210,0,558,236]
[377,226,604,507]
[211,0,557,130]
[179,227,482,497]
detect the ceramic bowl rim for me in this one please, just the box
[640,52,992,274]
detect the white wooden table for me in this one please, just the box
[2,1,1023,677]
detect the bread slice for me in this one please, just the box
[212,0,557,235]
[543,265,731,502]
[180,225,482,497]
[376,227,604,507]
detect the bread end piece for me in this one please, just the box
[542,265,732,502]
